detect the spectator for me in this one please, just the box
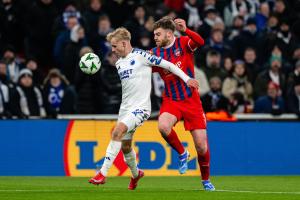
[243,47,259,84]
[203,50,227,81]
[222,60,253,104]
[75,46,101,114]
[144,15,155,33]
[182,0,202,31]
[223,56,233,75]
[273,0,290,22]
[98,52,121,114]
[103,0,134,28]
[194,65,210,96]
[229,91,247,113]
[62,24,87,83]
[53,15,79,68]
[292,46,300,65]
[223,0,257,27]
[260,14,279,55]
[25,57,43,86]
[200,28,232,61]
[254,53,285,98]
[164,0,185,13]
[1,45,22,84]
[43,68,77,118]
[137,31,153,50]
[52,1,85,37]
[226,15,244,41]
[0,73,11,119]
[286,77,300,117]
[255,2,270,32]
[232,17,263,60]
[254,81,285,114]
[83,0,106,34]
[198,5,223,40]
[90,15,113,59]
[0,59,14,89]
[286,60,300,94]
[199,0,217,16]
[273,19,299,63]
[201,76,229,112]
[24,0,58,68]
[10,69,46,118]
[124,5,148,46]
[0,0,23,52]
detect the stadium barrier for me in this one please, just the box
[0,119,299,176]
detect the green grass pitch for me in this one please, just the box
[0,176,299,200]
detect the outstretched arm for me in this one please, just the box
[155,58,199,90]
[174,18,205,50]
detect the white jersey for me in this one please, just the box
[116,48,190,112]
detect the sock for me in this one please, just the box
[197,141,210,181]
[124,149,139,178]
[162,129,185,155]
[100,140,122,177]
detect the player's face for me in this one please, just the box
[154,28,172,47]
[110,38,126,57]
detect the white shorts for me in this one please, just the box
[118,108,150,140]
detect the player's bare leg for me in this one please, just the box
[122,140,144,190]
[191,129,215,191]
[158,112,189,174]
[89,122,128,185]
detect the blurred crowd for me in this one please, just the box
[0,0,300,119]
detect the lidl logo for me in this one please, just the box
[64,120,200,176]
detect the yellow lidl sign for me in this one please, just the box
[64,120,200,176]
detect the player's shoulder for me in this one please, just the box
[178,35,190,45]
[132,48,155,60]
[132,48,160,62]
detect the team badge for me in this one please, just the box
[130,60,135,65]
[174,48,182,57]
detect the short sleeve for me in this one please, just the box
[143,51,163,66]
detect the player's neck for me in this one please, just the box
[123,46,133,58]
[162,36,176,49]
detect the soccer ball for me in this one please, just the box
[79,53,101,75]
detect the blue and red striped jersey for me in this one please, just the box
[151,36,196,101]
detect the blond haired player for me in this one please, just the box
[88,27,199,190]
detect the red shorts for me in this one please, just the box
[160,91,207,130]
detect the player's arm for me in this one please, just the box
[174,18,205,50]
[154,58,199,90]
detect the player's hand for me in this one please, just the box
[174,18,187,32]
[187,78,199,90]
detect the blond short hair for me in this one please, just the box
[106,27,131,42]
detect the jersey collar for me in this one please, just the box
[163,37,176,49]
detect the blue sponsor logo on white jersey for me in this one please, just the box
[132,48,162,65]
[119,69,133,80]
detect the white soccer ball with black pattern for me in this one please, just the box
[79,53,101,75]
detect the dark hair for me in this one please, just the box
[98,15,110,22]
[244,47,256,54]
[207,50,220,56]
[153,16,175,32]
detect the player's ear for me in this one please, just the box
[167,30,173,38]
